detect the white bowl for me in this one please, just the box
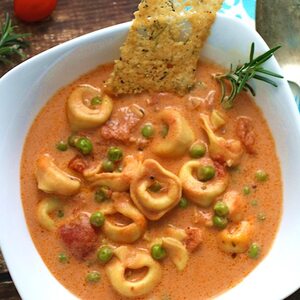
[0,13,300,300]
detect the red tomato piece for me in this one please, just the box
[14,0,57,22]
[59,213,98,259]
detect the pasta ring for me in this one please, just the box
[199,113,243,167]
[101,193,147,243]
[179,157,229,207]
[217,220,254,254]
[130,159,182,220]
[83,155,142,192]
[37,197,63,231]
[35,154,81,196]
[67,84,113,130]
[222,190,246,223]
[151,108,195,158]
[152,237,189,271]
[105,246,162,298]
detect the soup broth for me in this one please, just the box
[21,61,282,300]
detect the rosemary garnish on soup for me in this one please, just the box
[213,42,283,109]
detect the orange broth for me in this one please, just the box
[21,61,282,300]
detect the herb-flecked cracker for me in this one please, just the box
[106,0,223,95]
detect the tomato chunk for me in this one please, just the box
[236,116,256,154]
[184,227,203,252]
[101,105,143,142]
[68,155,88,174]
[59,213,98,259]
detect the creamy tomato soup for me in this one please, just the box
[21,61,282,300]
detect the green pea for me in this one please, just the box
[248,243,260,259]
[250,199,258,207]
[68,134,80,147]
[197,165,216,181]
[160,124,169,138]
[229,166,241,173]
[116,166,123,173]
[257,212,266,221]
[102,159,115,172]
[56,141,68,151]
[97,246,114,263]
[178,197,188,208]
[95,186,111,203]
[86,271,101,283]
[243,185,251,195]
[107,146,123,162]
[90,211,105,227]
[57,210,64,218]
[91,96,102,106]
[214,201,229,217]
[161,294,172,300]
[75,137,93,155]
[255,170,268,182]
[58,252,69,264]
[162,295,171,300]
[141,123,155,139]
[151,244,167,260]
[189,143,206,158]
[212,215,228,229]
[148,181,162,193]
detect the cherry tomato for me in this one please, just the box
[14,0,57,22]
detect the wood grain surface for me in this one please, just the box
[0,0,299,299]
[0,0,139,77]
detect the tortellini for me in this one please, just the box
[130,159,182,220]
[143,225,187,244]
[147,225,189,271]
[179,157,229,207]
[199,113,244,167]
[164,225,188,242]
[101,192,147,243]
[223,190,246,223]
[217,220,254,253]
[210,109,226,130]
[83,155,142,192]
[151,108,195,158]
[67,84,113,130]
[37,197,63,231]
[105,246,162,298]
[35,154,81,196]
[153,237,189,271]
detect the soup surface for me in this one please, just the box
[21,61,282,300]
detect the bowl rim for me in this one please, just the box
[0,20,131,83]
[0,12,300,300]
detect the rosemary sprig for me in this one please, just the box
[0,13,30,65]
[213,43,283,109]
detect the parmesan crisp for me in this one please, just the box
[106,0,223,96]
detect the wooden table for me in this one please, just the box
[0,0,299,299]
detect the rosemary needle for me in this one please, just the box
[0,13,30,65]
[213,43,283,109]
